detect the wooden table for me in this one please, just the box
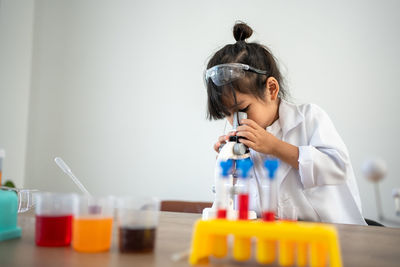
[1,211,400,267]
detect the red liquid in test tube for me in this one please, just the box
[263,159,279,222]
[238,193,249,220]
[217,209,227,219]
[236,158,253,221]
[262,211,275,222]
[216,159,233,219]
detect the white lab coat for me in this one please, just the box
[223,99,366,225]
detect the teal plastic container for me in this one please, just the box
[0,190,22,241]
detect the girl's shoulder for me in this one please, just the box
[279,99,333,130]
[281,99,329,119]
[278,98,338,136]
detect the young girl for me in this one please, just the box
[205,22,366,225]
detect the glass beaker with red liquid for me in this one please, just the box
[35,192,76,247]
[116,196,160,253]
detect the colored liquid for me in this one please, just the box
[262,211,275,221]
[73,217,113,252]
[35,214,73,247]
[217,209,227,219]
[119,227,156,253]
[238,194,249,220]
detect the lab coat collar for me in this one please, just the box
[277,98,304,137]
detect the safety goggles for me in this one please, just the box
[204,63,268,86]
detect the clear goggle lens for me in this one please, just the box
[205,63,267,86]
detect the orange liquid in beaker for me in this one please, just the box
[72,216,113,252]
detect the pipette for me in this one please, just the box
[263,159,279,221]
[216,160,233,219]
[54,157,91,196]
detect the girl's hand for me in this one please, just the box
[236,119,278,155]
[214,132,236,153]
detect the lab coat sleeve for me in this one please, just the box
[297,104,351,189]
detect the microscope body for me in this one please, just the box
[202,112,257,220]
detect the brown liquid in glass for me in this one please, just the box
[118,227,156,253]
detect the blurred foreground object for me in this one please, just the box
[189,219,342,266]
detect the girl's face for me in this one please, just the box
[224,78,280,129]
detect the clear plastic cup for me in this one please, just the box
[116,197,160,253]
[35,192,76,247]
[72,196,114,253]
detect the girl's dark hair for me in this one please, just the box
[206,22,287,120]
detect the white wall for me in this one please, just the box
[1,0,399,225]
[0,0,34,187]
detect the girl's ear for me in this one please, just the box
[266,77,280,101]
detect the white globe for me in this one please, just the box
[361,158,387,183]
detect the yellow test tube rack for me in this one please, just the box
[189,219,342,267]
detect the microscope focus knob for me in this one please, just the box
[233,143,247,155]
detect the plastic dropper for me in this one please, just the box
[54,157,91,196]
[263,159,279,221]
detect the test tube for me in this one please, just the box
[262,159,279,221]
[216,160,233,219]
[211,159,233,258]
[236,158,253,220]
[256,159,279,264]
[278,199,298,267]
[233,158,253,261]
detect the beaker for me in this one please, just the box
[116,196,160,253]
[35,192,76,246]
[72,195,114,252]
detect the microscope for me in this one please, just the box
[202,112,257,220]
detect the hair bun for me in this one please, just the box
[233,22,253,42]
